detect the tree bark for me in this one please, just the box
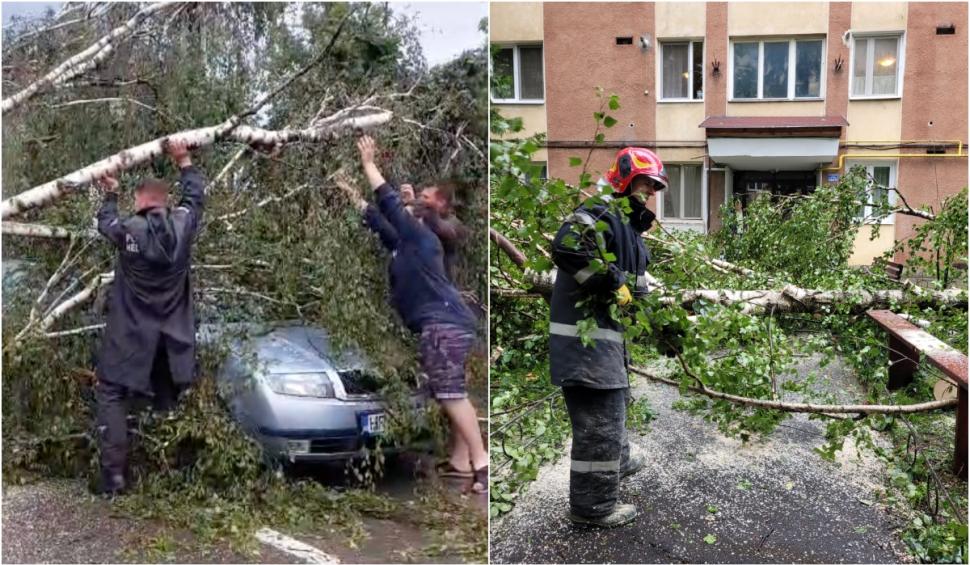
[0,108,392,219]
[489,229,967,312]
[1,222,95,239]
[1,2,174,114]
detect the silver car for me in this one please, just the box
[205,323,430,463]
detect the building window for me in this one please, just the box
[731,38,824,100]
[847,161,896,223]
[662,165,703,220]
[660,41,704,100]
[851,35,903,98]
[527,161,547,183]
[491,44,544,103]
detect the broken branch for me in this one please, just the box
[2,2,174,114]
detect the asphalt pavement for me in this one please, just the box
[490,355,911,564]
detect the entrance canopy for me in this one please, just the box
[707,137,840,171]
[700,115,847,171]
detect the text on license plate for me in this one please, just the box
[361,412,386,435]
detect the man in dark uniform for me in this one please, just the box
[93,138,205,495]
[549,147,668,527]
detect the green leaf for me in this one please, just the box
[568,157,583,167]
[603,116,617,128]
[608,94,620,110]
[704,534,717,544]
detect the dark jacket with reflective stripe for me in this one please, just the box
[549,194,654,388]
[95,166,205,395]
[364,183,475,334]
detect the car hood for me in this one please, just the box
[199,322,369,375]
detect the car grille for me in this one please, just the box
[308,435,383,454]
[310,437,359,453]
[338,370,383,396]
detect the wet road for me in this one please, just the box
[491,355,910,564]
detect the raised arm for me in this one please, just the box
[167,139,205,237]
[551,207,625,296]
[363,204,399,250]
[95,174,125,248]
[357,136,387,190]
[356,135,423,239]
[336,176,399,251]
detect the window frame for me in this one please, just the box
[848,32,905,100]
[845,160,897,224]
[728,36,827,101]
[490,43,545,104]
[659,163,705,222]
[657,39,705,103]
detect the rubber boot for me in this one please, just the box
[569,503,638,528]
[621,451,646,479]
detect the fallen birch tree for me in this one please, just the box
[489,228,967,313]
[2,2,175,115]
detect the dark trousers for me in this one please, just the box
[562,386,631,518]
[96,343,180,480]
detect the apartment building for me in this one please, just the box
[491,1,968,264]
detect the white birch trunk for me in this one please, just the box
[0,108,392,219]
[1,2,173,114]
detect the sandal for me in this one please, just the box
[436,461,474,479]
[471,465,488,494]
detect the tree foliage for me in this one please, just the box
[489,92,967,562]
[2,4,487,559]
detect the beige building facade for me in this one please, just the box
[491,1,968,265]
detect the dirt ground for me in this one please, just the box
[2,454,485,564]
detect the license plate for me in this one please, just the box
[360,412,386,435]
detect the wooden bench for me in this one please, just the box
[868,310,968,479]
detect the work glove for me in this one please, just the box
[616,284,632,306]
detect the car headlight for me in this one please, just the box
[267,373,334,398]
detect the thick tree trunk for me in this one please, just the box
[2,2,174,114]
[0,108,392,219]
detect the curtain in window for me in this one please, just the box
[663,44,689,98]
[683,166,702,218]
[795,40,822,97]
[519,46,544,100]
[492,48,514,99]
[872,38,898,95]
[733,42,758,98]
[872,166,891,208]
[762,42,789,98]
[664,165,682,218]
[692,42,704,99]
[852,38,867,95]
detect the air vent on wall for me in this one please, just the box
[616,36,633,45]
[936,24,956,35]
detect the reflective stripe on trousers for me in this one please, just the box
[571,459,621,473]
[549,322,624,344]
[562,386,628,518]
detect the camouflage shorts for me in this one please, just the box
[419,323,475,400]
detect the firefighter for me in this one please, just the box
[92,138,205,496]
[549,147,667,527]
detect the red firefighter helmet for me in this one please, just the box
[605,147,669,194]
